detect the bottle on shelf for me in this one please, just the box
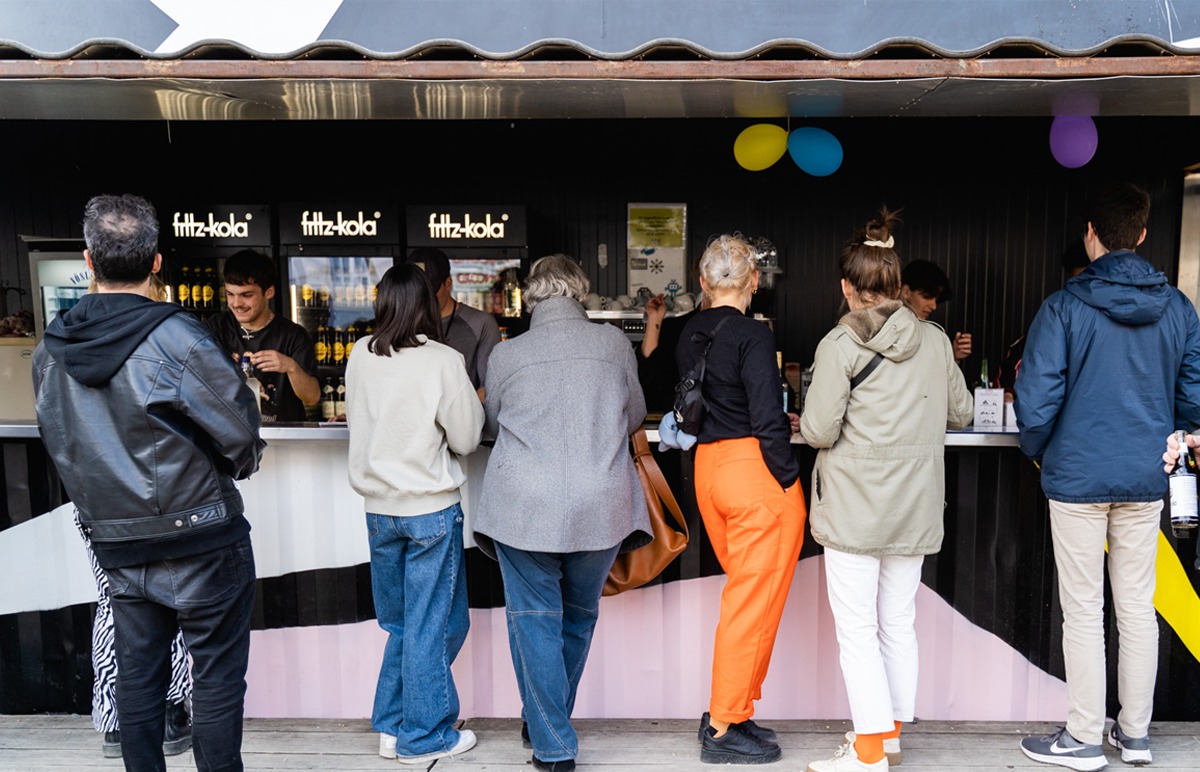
[177,265,192,309]
[332,327,346,366]
[503,269,522,318]
[344,324,358,360]
[317,279,331,308]
[354,278,367,307]
[240,353,263,414]
[321,376,336,421]
[301,280,315,308]
[334,376,347,418]
[314,325,330,366]
[1169,429,1198,538]
[202,266,216,310]
[190,266,203,315]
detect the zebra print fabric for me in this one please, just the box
[75,514,192,732]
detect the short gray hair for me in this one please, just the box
[82,194,159,285]
[523,253,590,312]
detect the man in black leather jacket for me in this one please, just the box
[33,194,265,772]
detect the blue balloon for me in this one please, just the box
[787,127,843,177]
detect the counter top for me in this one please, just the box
[0,421,1022,447]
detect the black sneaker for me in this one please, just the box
[697,712,778,744]
[163,700,193,756]
[532,756,576,771]
[701,723,782,765]
[102,730,122,759]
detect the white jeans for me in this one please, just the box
[823,548,924,734]
[1048,499,1160,745]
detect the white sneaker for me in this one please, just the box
[396,729,477,766]
[807,738,889,772]
[379,733,396,759]
[844,731,902,766]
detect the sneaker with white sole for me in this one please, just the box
[844,731,902,766]
[806,739,888,772]
[1107,722,1151,766]
[395,729,477,766]
[1020,727,1107,771]
[379,733,397,759]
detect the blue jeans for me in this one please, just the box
[105,535,256,772]
[367,505,469,756]
[495,541,620,763]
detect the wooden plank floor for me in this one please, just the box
[2,716,1199,770]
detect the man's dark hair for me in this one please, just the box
[406,247,451,289]
[901,259,953,302]
[369,263,443,356]
[1083,182,1150,252]
[221,249,278,290]
[82,194,159,285]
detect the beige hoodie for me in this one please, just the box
[800,300,973,556]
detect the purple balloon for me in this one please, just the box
[1049,115,1098,169]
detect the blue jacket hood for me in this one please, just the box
[1064,250,1173,326]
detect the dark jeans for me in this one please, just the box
[105,536,256,772]
[495,541,620,763]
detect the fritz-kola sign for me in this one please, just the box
[164,205,271,246]
[407,205,527,248]
[279,203,399,244]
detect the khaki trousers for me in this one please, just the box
[1048,499,1160,745]
[694,437,806,724]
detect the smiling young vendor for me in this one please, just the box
[205,249,320,422]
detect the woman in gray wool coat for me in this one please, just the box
[474,253,653,772]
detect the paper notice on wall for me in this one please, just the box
[628,203,687,297]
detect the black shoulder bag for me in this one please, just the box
[673,316,733,435]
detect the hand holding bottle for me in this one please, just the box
[1164,431,1198,473]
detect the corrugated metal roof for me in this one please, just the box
[1,0,1199,61]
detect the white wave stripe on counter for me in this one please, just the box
[243,559,1067,721]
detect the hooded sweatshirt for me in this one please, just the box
[1015,250,1200,503]
[34,292,264,568]
[800,300,973,556]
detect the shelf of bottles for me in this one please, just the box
[288,256,393,421]
[165,260,225,321]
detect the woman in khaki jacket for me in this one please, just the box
[799,209,973,772]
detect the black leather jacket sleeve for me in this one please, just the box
[178,332,265,481]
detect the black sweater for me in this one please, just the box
[675,306,799,489]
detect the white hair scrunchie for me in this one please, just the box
[863,236,894,248]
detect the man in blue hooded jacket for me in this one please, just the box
[1015,182,1200,770]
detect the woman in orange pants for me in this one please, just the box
[676,234,807,765]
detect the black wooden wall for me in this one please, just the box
[0,116,1195,375]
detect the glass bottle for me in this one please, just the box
[1169,430,1198,538]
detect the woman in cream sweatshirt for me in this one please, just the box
[345,263,485,766]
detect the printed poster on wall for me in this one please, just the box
[627,203,687,298]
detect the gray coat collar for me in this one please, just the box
[530,295,588,326]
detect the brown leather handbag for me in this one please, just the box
[604,427,690,596]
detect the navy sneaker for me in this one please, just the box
[1107,722,1151,766]
[701,722,782,765]
[697,711,778,744]
[1020,727,1107,771]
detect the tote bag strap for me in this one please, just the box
[631,427,689,536]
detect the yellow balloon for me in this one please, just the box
[733,124,788,171]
